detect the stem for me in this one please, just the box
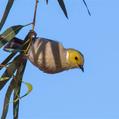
[24,22,33,27]
[23,0,38,56]
[32,0,39,30]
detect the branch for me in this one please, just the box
[32,0,39,30]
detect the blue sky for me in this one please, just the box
[0,0,119,119]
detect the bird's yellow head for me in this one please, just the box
[66,49,84,72]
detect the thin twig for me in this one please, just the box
[24,22,33,27]
[23,0,38,56]
[32,0,39,30]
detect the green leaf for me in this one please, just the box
[57,0,68,18]
[13,80,33,103]
[20,81,33,99]
[0,23,32,48]
[82,0,91,16]
[0,0,15,31]
[0,52,16,70]
[0,25,23,48]
[4,47,23,53]
[0,54,27,119]
[0,62,16,91]
[1,79,15,119]
[46,0,48,4]
[0,77,9,81]
[0,55,21,91]
[13,59,27,119]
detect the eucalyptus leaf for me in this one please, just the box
[1,79,15,119]
[13,59,27,119]
[13,80,33,103]
[0,55,21,91]
[57,0,68,18]
[0,23,32,48]
[0,25,24,48]
[0,52,16,70]
[0,0,15,31]
[46,0,48,4]
[0,77,9,81]
[82,0,91,16]
[20,81,33,99]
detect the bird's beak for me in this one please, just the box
[79,65,84,72]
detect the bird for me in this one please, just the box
[1,37,84,119]
[4,37,84,74]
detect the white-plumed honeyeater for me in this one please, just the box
[4,38,84,74]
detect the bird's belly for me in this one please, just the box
[28,52,63,74]
[27,39,65,74]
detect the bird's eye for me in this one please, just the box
[75,56,78,60]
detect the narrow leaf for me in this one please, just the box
[0,55,21,91]
[46,0,48,4]
[0,77,9,81]
[1,79,15,119]
[0,52,16,70]
[57,0,68,18]
[13,80,33,103]
[0,63,16,91]
[4,48,24,53]
[0,23,32,48]
[0,25,23,48]
[82,0,91,16]
[0,0,15,31]
[20,81,33,99]
[13,59,27,119]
